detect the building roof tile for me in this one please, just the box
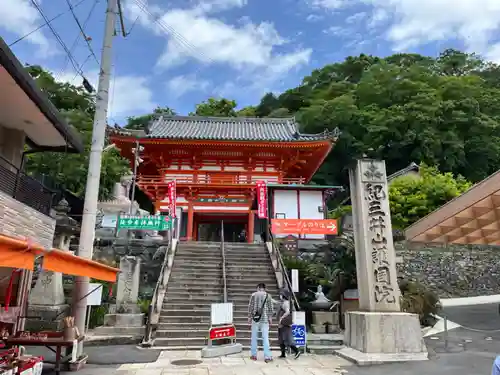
[109,116,339,142]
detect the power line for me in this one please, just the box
[64,0,100,65]
[133,0,214,64]
[56,0,100,81]
[29,0,86,79]
[8,0,88,47]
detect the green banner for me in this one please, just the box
[117,215,172,231]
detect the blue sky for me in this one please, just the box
[2,0,500,125]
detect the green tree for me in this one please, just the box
[191,98,237,117]
[389,164,471,229]
[125,106,176,130]
[24,66,129,200]
[292,51,500,187]
[236,106,257,117]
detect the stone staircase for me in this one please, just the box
[155,242,223,348]
[225,242,280,348]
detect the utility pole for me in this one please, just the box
[72,0,118,356]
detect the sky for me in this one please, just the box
[2,0,500,125]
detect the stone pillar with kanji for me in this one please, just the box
[337,159,428,365]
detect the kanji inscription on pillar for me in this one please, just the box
[349,159,401,312]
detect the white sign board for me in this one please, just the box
[343,289,359,300]
[291,269,299,293]
[101,215,118,228]
[211,303,233,326]
[293,311,306,325]
[86,283,103,306]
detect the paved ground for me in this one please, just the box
[62,351,351,375]
[442,303,500,331]
[38,304,500,375]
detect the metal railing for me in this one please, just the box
[268,227,301,311]
[143,227,173,344]
[137,175,306,186]
[0,155,54,216]
[221,220,227,303]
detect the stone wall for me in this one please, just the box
[396,242,500,298]
[0,191,56,248]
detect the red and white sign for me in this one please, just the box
[209,325,236,340]
[256,180,268,219]
[271,219,338,235]
[167,180,176,218]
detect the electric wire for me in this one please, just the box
[8,0,89,47]
[133,0,214,64]
[29,0,86,79]
[65,0,100,65]
[56,0,101,82]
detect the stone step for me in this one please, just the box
[164,290,222,298]
[153,337,280,347]
[157,322,279,332]
[167,282,223,290]
[160,308,211,317]
[171,262,222,269]
[93,326,145,336]
[155,328,278,339]
[227,288,279,295]
[226,278,277,284]
[168,276,223,284]
[159,315,212,324]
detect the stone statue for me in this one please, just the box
[310,285,332,310]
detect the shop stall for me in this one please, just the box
[0,234,119,375]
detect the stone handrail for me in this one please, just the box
[142,228,178,346]
[267,228,301,311]
[221,220,227,303]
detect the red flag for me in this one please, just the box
[256,180,268,219]
[167,180,177,218]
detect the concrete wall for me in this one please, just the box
[0,190,56,248]
[396,242,500,298]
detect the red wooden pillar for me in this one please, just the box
[187,204,194,241]
[248,210,255,244]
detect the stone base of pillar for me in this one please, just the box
[335,311,428,366]
[25,304,69,331]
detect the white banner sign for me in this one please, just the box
[291,269,299,293]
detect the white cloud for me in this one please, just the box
[57,70,156,119]
[485,43,500,63]
[346,12,367,24]
[311,0,500,61]
[167,75,210,98]
[126,0,312,94]
[195,0,247,13]
[0,0,54,56]
[309,0,348,10]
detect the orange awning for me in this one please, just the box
[0,235,119,282]
[43,249,118,282]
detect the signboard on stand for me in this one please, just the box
[85,283,103,333]
[292,311,307,348]
[202,303,242,358]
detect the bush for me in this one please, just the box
[89,304,109,329]
[399,279,441,326]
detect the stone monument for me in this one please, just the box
[26,199,80,331]
[336,159,427,365]
[94,256,145,337]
